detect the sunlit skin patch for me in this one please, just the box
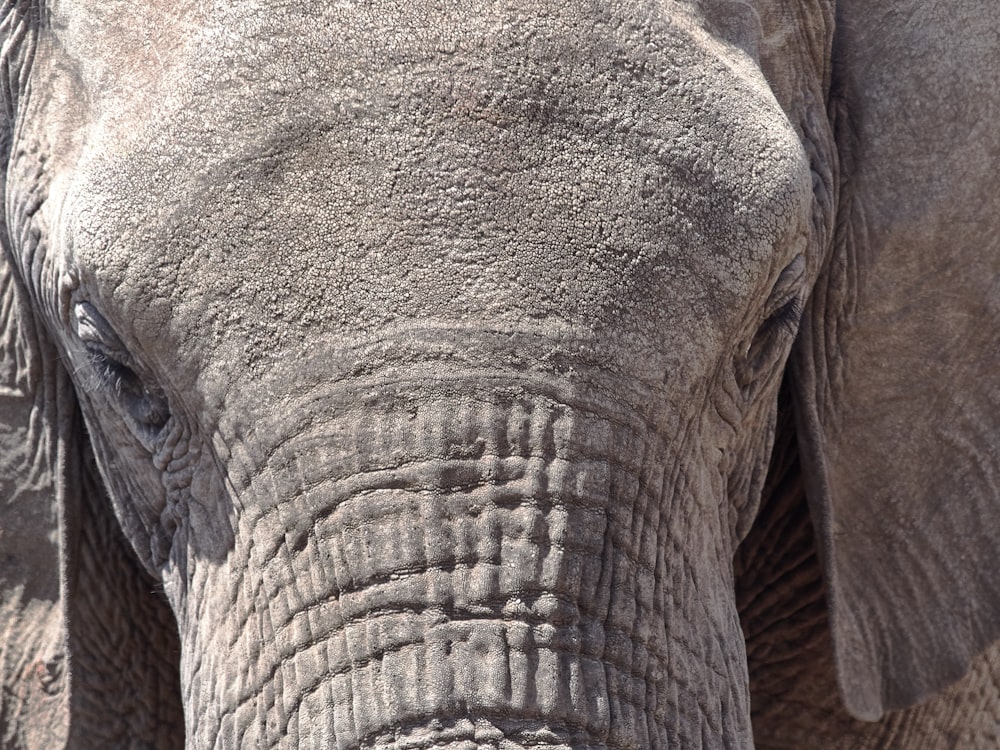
[2,2,830,749]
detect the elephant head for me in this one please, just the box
[0,0,996,748]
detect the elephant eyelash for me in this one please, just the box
[768,296,803,335]
[72,302,143,396]
[80,345,172,437]
[83,344,142,396]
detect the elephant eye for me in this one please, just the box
[73,302,171,446]
[736,254,806,397]
[83,339,140,393]
[764,295,803,337]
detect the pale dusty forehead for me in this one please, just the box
[47,0,810,366]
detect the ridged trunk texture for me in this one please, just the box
[172,380,750,749]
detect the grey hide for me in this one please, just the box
[0,1,997,749]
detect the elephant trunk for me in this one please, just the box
[171,371,750,749]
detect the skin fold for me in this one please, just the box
[738,394,1000,749]
[0,1,996,748]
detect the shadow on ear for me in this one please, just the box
[0,242,72,746]
[789,3,1000,721]
[0,226,184,746]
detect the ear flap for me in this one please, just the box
[790,3,1000,721]
[0,247,73,746]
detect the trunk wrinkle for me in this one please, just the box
[178,385,750,749]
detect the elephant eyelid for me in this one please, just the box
[83,345,141,396]
[768,296,803,336]
[760,254,806,333]
[79,342,171,440]
[736,254,806,382]
[71,300,170,435]
[740,292,802,361]
[71,302,137,390]
[73,301,124,347]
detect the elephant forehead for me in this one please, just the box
[60,0,809,377]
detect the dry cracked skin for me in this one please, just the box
[0,1,997,748]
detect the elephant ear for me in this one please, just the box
[789,1,1000,721]
[0,242,74,746]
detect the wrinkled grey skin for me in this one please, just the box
[0,0,997,748]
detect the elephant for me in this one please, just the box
[0,0,997,747]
